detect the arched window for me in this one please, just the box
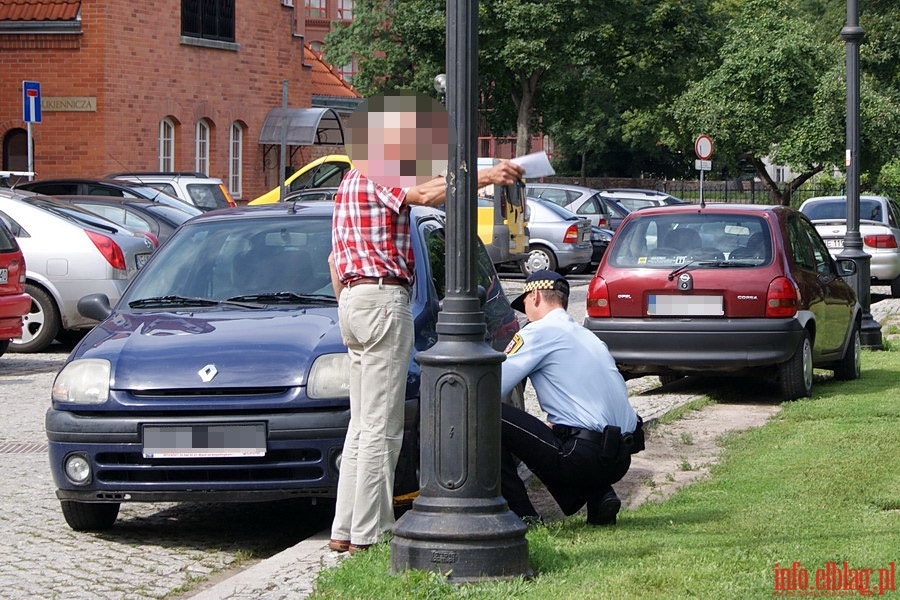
[195,119,210,175]
[2,128,29,171]
[229,122,244,199]
[159,118,175,171]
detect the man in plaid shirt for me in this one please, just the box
[327,92,522,555]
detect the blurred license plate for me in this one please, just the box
[0,268,6,284]
[136,253,151,268]
[142,423,266,458]
[825,239,844,249]
[648,294,723,316]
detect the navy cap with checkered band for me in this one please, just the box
[510,269,570,312]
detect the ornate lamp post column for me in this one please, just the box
[390,0,530,582]
[839,0,883,349]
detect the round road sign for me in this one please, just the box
[695,135,713,160]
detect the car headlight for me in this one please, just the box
[591,229,613,242]
[307,353,350,399]
[51,359,111,404]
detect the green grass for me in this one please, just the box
[309,349,900,599]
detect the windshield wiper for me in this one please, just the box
[667,261,696,281]
[129,295,221,308]
[226,292,337,305]
[129,295,267,309]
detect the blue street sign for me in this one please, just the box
[23,81,41,123]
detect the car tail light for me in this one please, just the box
[598,217,608,228]
[766,276,799,318]
[85,230,126,271]
[586,276,611,317]
[863,234,898,249]
[563,225,579,243]
[220,184,236,207]
[141,231,160,247]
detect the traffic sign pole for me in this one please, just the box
[23,81,41,181]
[694,135,713,207]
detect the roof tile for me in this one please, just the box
[306,43,360,99]
[0,0,81,22]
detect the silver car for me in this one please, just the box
[0,190,155,352]
[799,195,900,297]
[519,198,593,276]
[525,182,629,230]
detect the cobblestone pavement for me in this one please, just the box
[1,280,895,600]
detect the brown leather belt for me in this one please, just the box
[346,276,410,288]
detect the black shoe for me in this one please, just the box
[586,490,621,526]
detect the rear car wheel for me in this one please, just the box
[833,323,861,381]
[779,330,813,400]
[60,500,120,531]
[519,245,557,276]
[11,284,61,353]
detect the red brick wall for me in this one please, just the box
[0,0,313,200]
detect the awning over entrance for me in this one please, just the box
[258,107,344,146]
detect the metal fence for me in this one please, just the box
[662,180,900,208]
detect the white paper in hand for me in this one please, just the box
[510,151,555,178]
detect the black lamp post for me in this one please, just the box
[390,0,531,582]
[839,0,883,349]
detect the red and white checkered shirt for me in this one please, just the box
[332,169,414,284]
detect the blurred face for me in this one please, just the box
[346,91,451,188]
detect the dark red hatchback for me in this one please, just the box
[0,221,30,357]
[584,204,861,400]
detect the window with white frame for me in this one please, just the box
[159,118,175,171]
[229,122,243,199]
[195,119,210,175]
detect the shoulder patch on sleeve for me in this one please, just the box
[504,332,524,355]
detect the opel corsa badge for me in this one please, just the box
[677,272,693,291]
[198,364,218,382]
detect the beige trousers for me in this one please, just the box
[331,283,413,545]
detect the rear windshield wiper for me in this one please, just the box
[226,292,337,305]
[128,295,264,309]
[667,260,696,281]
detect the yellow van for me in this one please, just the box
[249,155,352,205]
[250,154,528,266]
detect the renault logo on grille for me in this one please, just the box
[198,364,218,382]
[677,272,693,291]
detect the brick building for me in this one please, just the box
[0,0,359,201]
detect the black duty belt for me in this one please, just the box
[553,417,645,457]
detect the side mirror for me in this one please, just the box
[835,258,858,277]
[476,284,487,307]
[78,293,114,321]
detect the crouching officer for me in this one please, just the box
[500,270,644,525]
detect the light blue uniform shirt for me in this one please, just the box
[501,308,638,433]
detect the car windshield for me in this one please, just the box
[609,213,772,268]
[802,198,882,222]
[122,215,336,306]
[187,184,230,210]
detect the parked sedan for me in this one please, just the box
[799,195,900,297]
[0,190,155,352]
[584,204,860,400]
[46,202,520,531]
[0,221,31,358]
[598,188,687,211]
[16,178,202,215]
[525,182,630,230]
[518,198,593,276]
[50,195,196,245]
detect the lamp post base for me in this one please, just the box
[391,495,531,582]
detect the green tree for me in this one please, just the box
[671,0,900,204]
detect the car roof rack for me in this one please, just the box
[106,172,209,178]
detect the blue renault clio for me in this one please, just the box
[46,202,520,530]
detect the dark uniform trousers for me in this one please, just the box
[500,402,632,519]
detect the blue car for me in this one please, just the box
[46,203,520,530]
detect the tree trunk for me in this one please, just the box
[513,69,542,158]
[746,153,824,206]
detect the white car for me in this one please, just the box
[0,190,155,352]
[799,195,900,297]
[107,172,235,211]
[517,198,593,275]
